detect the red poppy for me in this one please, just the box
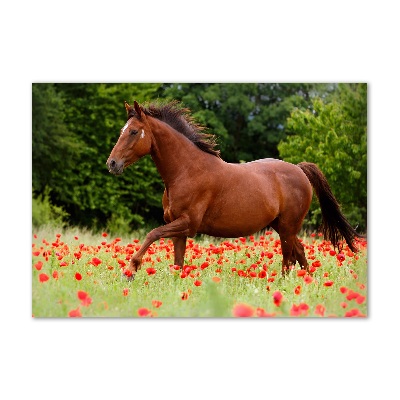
[52,270,59,280]
[90,257,102,267]
[137,308,152,317]
[290,303,309,316]
[68,307,82,317]
[212,276,221,283]
[340,286,348,294]
[273,291,283,307]
[75,272,82,281]
[152,300,162,308]
[124,269,133,278]
[77,290,92,307]
[290,304,301,316]
[32,251,40,256]
[146,268,157,275]
[297,270,307,277]
[314,304,325,317]
[303,275,313,284]
[355,295,366,304]
[59,261,68,267]
[258,270,267,279]
[357,283,366,290]
[194,280,202,286]
[34,261,43,271]
[102,232,108,237]
[294,285,302,295]
[232,303,254,317]
[256,308,275,317]
[123,288,129,296]
[39,273,49,283]
[337,253,345,262]
[184,266,192,274]
[324,280,334,287]
[346,290,359,301]
[312,260,321,268]
[345,308,365,317]
[200,262,209,270]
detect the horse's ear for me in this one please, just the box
[133,101,142,118]
[124,101,132,114]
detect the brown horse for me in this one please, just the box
[107,100,362,280]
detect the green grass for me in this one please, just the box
[32,226,367,318]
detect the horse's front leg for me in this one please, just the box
[126,215,191,280]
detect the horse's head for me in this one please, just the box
[106,101,152,175]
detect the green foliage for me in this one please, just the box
[278,83,367,231]
[160,83,333,162]
[32,187,70,228]
[32,83,83,194]
[33,83,163,232]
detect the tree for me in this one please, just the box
[159,83,332,162]
[32,83,82,194]
[278,83,367,231]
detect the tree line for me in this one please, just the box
[32,83,367,234]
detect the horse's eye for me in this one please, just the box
[130,129,138,136]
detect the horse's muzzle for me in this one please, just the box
[107,158,124,175]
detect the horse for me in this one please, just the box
[106,100,362,280]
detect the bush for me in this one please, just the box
[278,84,367,232]
[32,187,69,229]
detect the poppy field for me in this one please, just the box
[32,227,367,318]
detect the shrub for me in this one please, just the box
[32,187,69,229]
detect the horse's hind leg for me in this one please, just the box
[270,220,295,273]
[293,238,309,271]
[279,233,297,275]
[270,220,307,274]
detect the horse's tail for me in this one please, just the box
[297,162,363,253]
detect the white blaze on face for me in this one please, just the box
[121,120,130,136]
[140,129,145,139]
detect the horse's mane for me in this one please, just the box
[128,100,221,158]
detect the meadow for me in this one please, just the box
[32,226,367,318]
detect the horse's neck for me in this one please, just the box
[149,118,204,185]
